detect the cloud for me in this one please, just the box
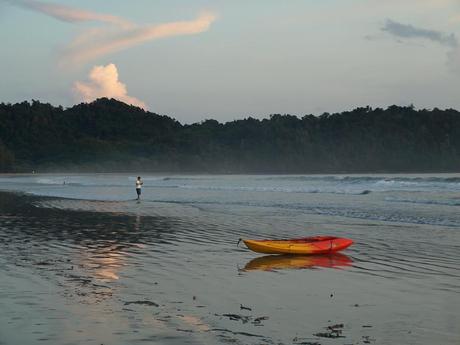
[382,19,458,47]
[381,19,460,74]
[62,12,217,66]
[3,0,216,66]
[3,0,130,26]
[74,64,147,109]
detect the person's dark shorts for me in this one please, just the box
[136,188,141,196]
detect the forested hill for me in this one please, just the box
[0,98,459,173]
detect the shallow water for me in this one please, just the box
[0,174,459,345]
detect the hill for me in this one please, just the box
[0,98,459,173]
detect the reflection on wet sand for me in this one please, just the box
[243,253,353,271]
[77,245,125,281]
[177,314,211,332]
[77,217,144,282]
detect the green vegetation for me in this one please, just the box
[0,98,459,173]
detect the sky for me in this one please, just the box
[1,0,459,123]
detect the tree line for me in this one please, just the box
[0,98,459,173]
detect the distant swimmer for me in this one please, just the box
[136,176,143,200]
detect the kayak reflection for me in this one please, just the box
[243,253,353,272]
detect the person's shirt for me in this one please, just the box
[136,180,143,189]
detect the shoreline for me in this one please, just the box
[1,171,460,176]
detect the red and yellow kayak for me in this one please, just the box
[242,236,353,255]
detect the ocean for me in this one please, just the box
[0,173,459,345]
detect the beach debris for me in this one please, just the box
[328,323,344,330]
[351,303,376,308]
[124,300,159,307]
[211,328,265,338]
[176,328,194,333]
[219,313,269,326]
[362,335,375,343]
[193,295,196,300]
[240,303,252,311]
[253,316,269,323]
[222,313,251,324]
[293,336,321,345]
[314,323,345,339]
[314,331,343,339]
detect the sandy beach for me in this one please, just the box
[0,174,459,345]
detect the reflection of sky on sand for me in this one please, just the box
[135,214,141,231]
[243,253,353,272]
[66,212,216,342]
[80,215,144,281]
[81,246,125,281]
[71,216,145,303]
[177,314,211,332]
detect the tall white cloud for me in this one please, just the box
[74,64,147,109]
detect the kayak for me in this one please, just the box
[243,253,353,271]
[241,236,353,255]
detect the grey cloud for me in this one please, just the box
[382,19,457,47]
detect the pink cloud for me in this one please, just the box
[62,12,217,66]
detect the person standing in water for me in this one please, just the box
[136,176,143,200]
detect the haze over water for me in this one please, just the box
[0,174,459,345]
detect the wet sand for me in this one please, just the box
[0,190,459,345]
